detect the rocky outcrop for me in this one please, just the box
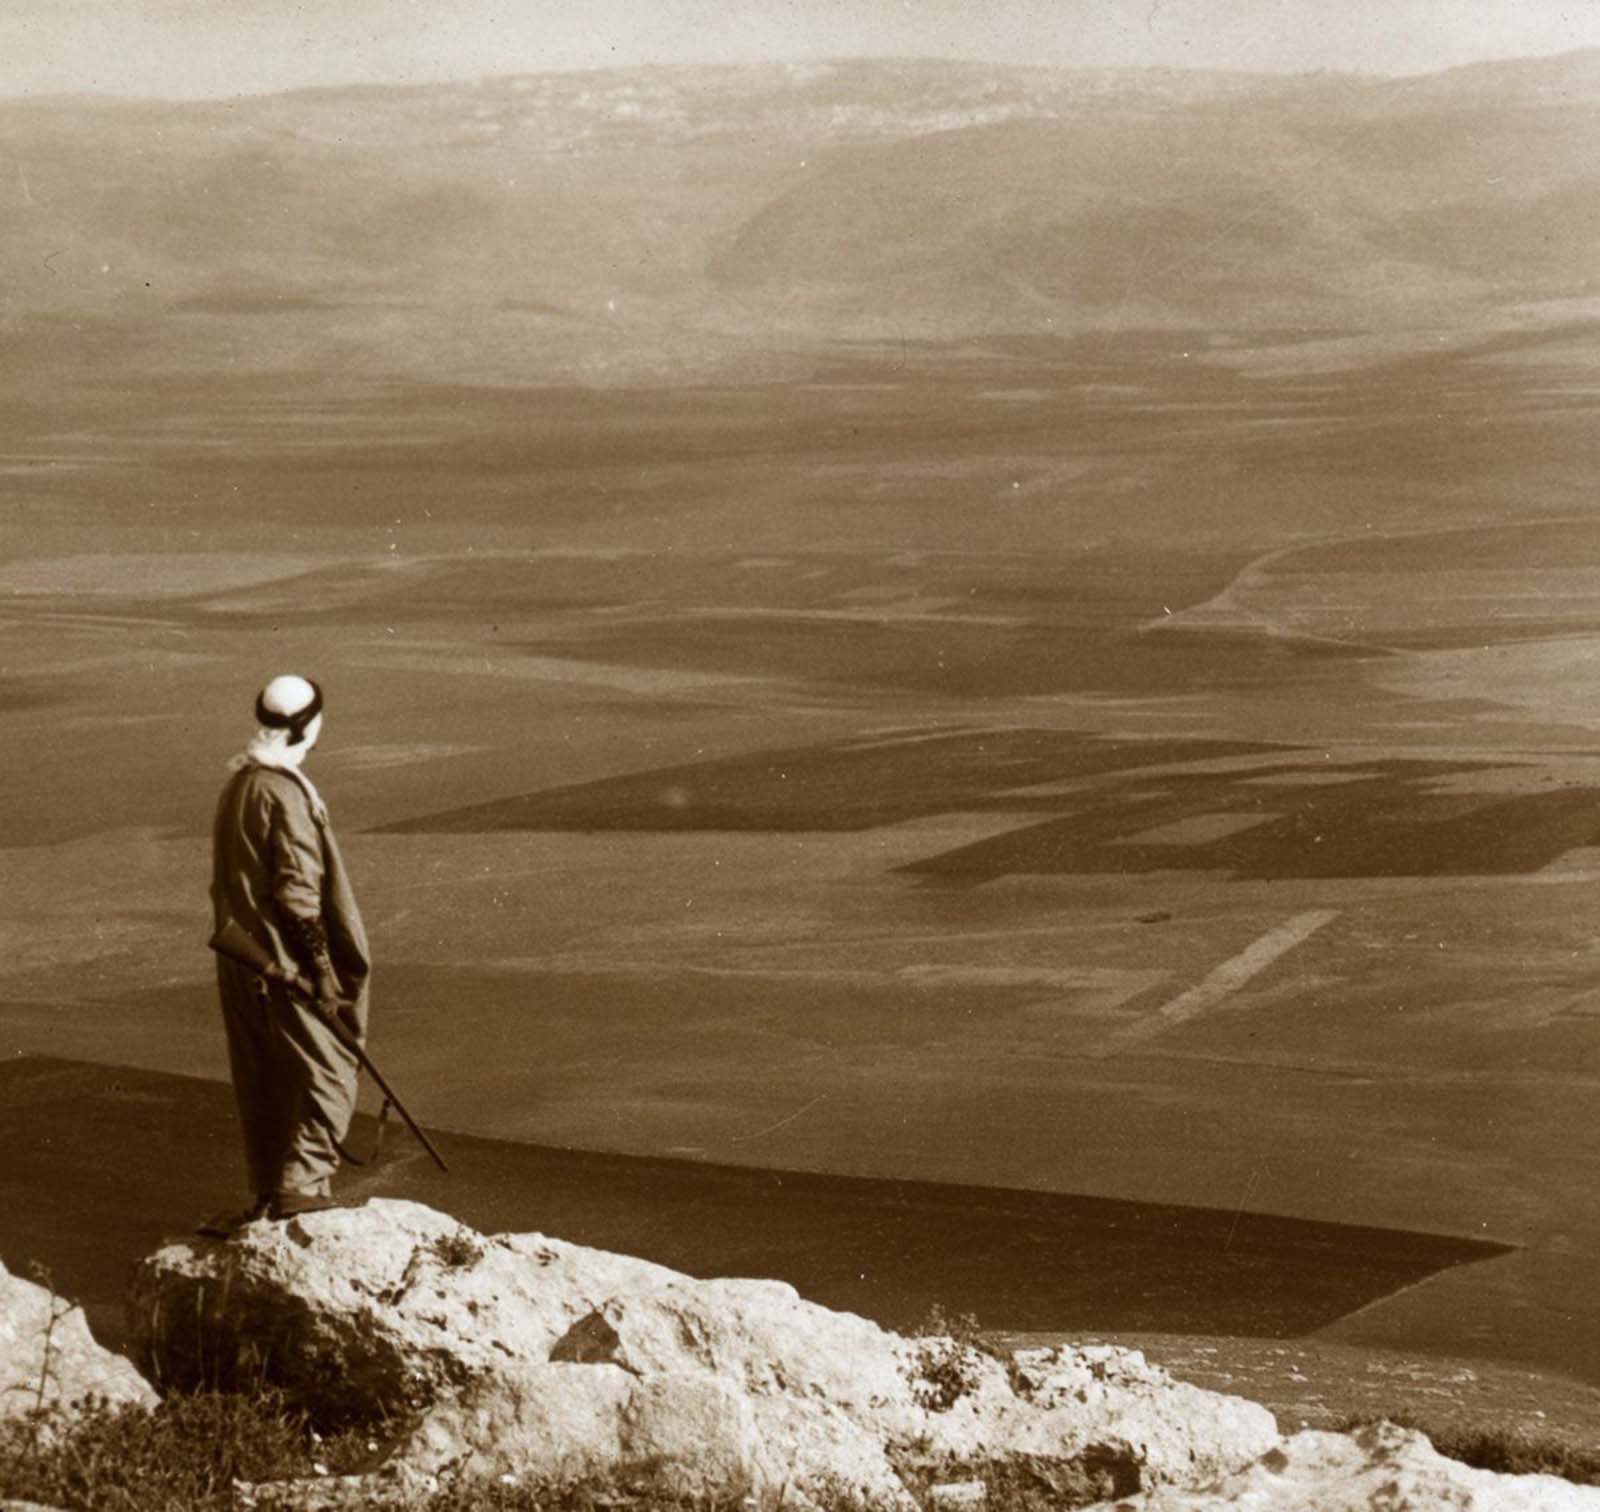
[115,1201,1600,1509]
[124,1199,677,1416]
[128,1199,1279,1504]
[522,1275,1277,1504]
[1118,1419,1600,1511]
[0,1259,155,1418]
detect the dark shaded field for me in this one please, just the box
[0,1057,1509,1354]
[904,757,1600,883]
[382,727,1600,884]
[382,731,1279,833]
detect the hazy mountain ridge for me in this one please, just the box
[1,51,1596,383]
[716,87,1599,318]
[1367,45,1600,106]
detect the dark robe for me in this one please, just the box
[210,759,371,1198]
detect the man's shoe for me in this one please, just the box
[268,1191,359,1221]
[197,1199,270,1239]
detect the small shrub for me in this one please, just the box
[908,1303,1033,1407]
[911,1303,988,1350]
[427,1231,486,1271]
[909,1335,983,1412]
[907,1308,988,1413]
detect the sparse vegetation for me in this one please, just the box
[7,1381,1600,1510]
[427,1230,487,1270]
[0,1390,1140,1512]
[906,1302,995,1411]
[0,1391,371,1511]
[911,1302,989,1350]
[4,1261,71,1465]
[907,1303,1037,1409]
[0,1391,804,1511]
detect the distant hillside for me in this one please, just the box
[716,76,1599,324]
[1370,45,1600,106]
[0,52,1596,383]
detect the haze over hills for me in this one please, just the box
[0,50,1597,385]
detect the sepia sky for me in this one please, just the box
[2,0,1598,100]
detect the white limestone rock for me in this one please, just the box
[0,1258,155,1419]
[122,1199,1302,1508]
[124,1198,678,1421]
[1099,1420,1600,1511]
[403,1364,763,1499]
[392,1266,1279,1505]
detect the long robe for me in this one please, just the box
[210,760,371,1198]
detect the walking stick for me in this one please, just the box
[209,918,450,1174]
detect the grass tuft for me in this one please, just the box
[0,1391,788,1511]
[1,1389,371,1511]
[426,1231,487,1271]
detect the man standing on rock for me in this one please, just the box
[204,674,371,1235]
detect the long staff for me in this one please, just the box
[209,918,450,1174]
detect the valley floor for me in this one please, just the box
[4,324,1600,1385]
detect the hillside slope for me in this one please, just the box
[0,52,1596,383]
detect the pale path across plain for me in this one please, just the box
[1089,910,1341,1059]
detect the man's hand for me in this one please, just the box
[264,961,317,999]
[282,913,340,1017]
[311,969,342,1021]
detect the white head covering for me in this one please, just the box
[230,674,328,820]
